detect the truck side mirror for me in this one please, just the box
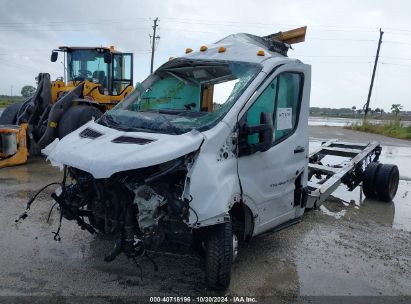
[258,112,274,152]
[104,52,112,64]
[239,112,274,156]
[50,51,58,62]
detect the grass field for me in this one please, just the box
[0,96,23,108]
[346,119,411,140]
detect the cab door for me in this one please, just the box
[237,64,310,235]
[111,53,133,95]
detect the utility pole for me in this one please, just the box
[150,17,160,74]
[364,28,384,121]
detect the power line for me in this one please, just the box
[384,40,411,46]
[381,56,411,61]
[163,18,381,30]
[0,26,152,32]
[380,62,411,68]
[294,55,374,58]
[0,16,410,36]
[309,37,375,42]
[0,17,151,26]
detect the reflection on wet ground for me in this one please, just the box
[0,130,410,296]
[309,116,411,127]
[309,139,411,232]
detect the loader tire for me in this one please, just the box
[362,162,381,199]
[205,221,233,291]
[57,105,102,139]
[0,102,23,125]
[375,164,399,202]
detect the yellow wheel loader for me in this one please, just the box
[0,46,134,168]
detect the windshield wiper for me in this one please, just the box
[99,112,183,135]
[99,113,118,126]
[155,114,183,135]
[98,114,136,132]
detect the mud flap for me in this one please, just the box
[294,172,308,208]
[294,185,308,208]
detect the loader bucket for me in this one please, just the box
[0,123,29,168]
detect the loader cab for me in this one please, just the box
[51,46,133,96]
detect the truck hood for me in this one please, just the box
[44,120,205,178]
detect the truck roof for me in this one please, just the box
[180,32,300,64]
[57,46,120,53]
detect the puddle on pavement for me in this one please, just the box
[319,205,347,219]
[0,157,61,185]
[309,140,411,232]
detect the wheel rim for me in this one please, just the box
[388,169,399,198]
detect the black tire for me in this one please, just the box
[205,221,233,291]
[192,228,206,258]
[57,105,102,139]
[0,102,23,125]
[375,164,399,202]
[362,162,381,199]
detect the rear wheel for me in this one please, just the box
[0,102,23,125]
[362,162,381,199]
[205,221,233,291]
[375,164,399,202]
[57,105,102,139]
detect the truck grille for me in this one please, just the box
[111,136,155,145]
[79,128,103,139]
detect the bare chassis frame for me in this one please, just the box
[306,140,381,208]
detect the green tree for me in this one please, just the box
[391,104,403,118]
[21,85,36,98]
[374,107,382,117]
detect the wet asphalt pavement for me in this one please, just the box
[0,126,410,297]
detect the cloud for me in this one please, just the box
[0,0,410,111]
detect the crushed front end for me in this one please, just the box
[52,153,196,263]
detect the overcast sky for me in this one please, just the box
[0,0,410,111]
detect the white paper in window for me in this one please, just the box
[276,108,292,130]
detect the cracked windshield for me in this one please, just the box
[101,61,261,134]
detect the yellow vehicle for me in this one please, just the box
[49,46,134,107]
[0,46,134,168]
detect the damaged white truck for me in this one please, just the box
[20,27,399,290]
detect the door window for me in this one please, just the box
[112,54,133,95]
[246,72,302,145]
[275,73,301,142]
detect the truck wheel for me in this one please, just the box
[362,162,381,199]
[375,164,399,202]
[57,105,102,139]
[205,221,233,291]
[0,102,23,125]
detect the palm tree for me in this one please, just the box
[391,104,403,118]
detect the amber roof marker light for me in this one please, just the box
[257,50,265,56]
[218,47,226,53]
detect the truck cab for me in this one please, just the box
[50,46,133,106]
[45,28,313,290]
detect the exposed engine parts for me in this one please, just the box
[135,185,166,231]
[16,153,196,272]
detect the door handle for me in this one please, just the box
[294,146,305,154]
